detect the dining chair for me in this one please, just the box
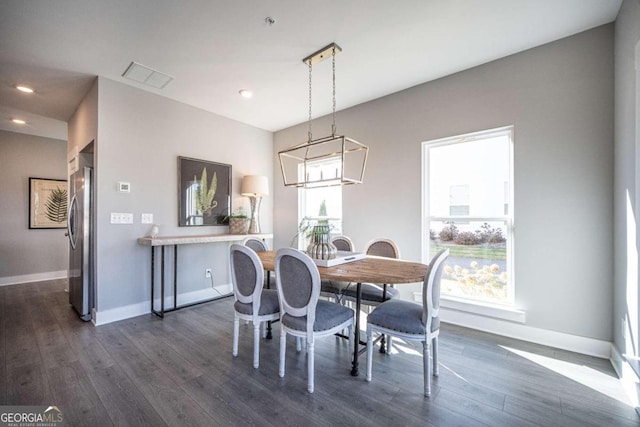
[340,238,401,305]
[331,235,354,252]
[320,235,355,302]
[275,248,354,393]
[230,244,280,368]
[365,248,449,397]
[241,236,269,252]
[242,236,274,289]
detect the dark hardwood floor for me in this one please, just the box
[1,279,638,426]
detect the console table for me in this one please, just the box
[137,233,273,318]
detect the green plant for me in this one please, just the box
[194,167,217,215]
[228,207,247,219]
[45,188,68,223]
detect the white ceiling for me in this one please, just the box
[0,0,622,140]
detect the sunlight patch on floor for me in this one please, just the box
[501,345,633,407]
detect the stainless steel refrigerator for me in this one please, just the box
[67,165,94,321]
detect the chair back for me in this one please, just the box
[421,249,449,330]
[242,237,269,252]
[331,235,354,252]
[230,244,264,311]
[364,238,400,259]
[275,248,321,335]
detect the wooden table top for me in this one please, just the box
[257,250,427,285]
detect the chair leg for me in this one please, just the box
[279,329,286,377]
[307,339,315,393]
[262,321,267,339]
[232,314,239,357]
[433,336,439,376]
[253,321,260,369]
[423,340,431,397]
[296,337,302,352]
[366,325,373,382]
[387,336,393,354]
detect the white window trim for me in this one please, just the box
[413,292,525,323]
[421,125,516,307]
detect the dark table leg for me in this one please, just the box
[266,270,273,339]
[379,283,388,353]
[351,282,362,376]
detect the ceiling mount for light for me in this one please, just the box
[278,43,369,189]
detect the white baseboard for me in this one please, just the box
[94,284,233,326]
[0,270,68,286]
[440,306,611,358]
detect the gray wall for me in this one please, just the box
[93,77,273,313]
[614,0,640,359]
[0,130,68,280]
[274,25,614,341]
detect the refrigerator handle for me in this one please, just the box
[68,193,77,249]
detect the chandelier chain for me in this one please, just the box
[308,60,313,142]
[332,46,337,136]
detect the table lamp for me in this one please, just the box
[241,175,269,234]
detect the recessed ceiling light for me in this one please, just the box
[12,118,26,125]
[239,89,253,99]
[15,85,34,93]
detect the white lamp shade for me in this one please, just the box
[241,175,269,197]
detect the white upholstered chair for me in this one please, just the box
[366,248,449,396]
[275,248,354,393]
[230,244,280,368]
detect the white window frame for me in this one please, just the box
[297,159,343,249]
[422,125,515,306]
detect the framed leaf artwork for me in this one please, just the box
[178,157,231,226]
[29,177,68,229]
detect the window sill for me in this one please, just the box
[413,293,526,323]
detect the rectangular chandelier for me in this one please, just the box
[278,42,370,189]
[279,134,368,188]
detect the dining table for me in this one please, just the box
[256,250,428,376]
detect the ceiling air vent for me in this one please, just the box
[122,61,174,89]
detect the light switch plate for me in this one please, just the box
[141,213,153,224]
[117,181,131,193]
[110,212,134,224]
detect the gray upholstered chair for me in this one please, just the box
[230,244,280,368]
[340,238,402,305]
[275,248,354,393]
[241,236,269,253]
[242,236,274,290]
[331,235,354,252]
[366,248,449,397]
[320,235,355,301]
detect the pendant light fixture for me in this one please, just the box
[278,43,369,188]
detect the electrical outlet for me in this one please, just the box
[205,268,212,278]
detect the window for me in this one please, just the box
[297,158,343,249]
[423,126,514,304]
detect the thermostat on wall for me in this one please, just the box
[117,181,131,193]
